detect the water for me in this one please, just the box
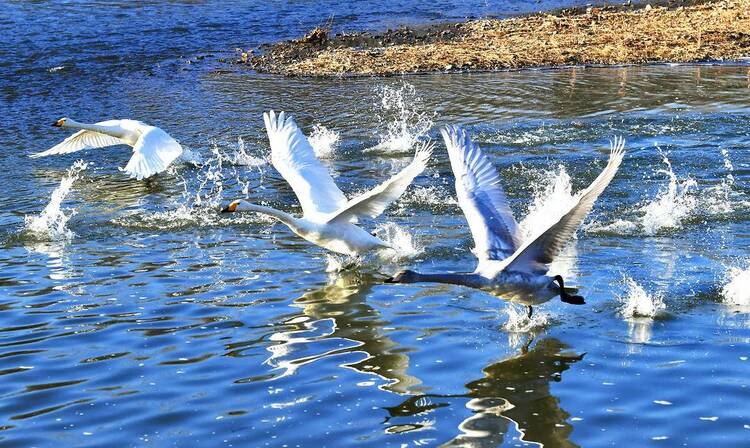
[2,1,750,447]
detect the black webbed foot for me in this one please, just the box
[561,294,585,305]
[553,275,586,305]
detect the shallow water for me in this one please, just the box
[2,2,750,447]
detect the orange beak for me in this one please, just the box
[221,202,238,213]
[51,119,64,127]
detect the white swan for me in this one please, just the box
[387,126,625,316]
[222,110,432,257]
[31,118,183,180]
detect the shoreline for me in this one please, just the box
[241,0,750,77]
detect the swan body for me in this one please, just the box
[31,118,183,180]
[223,110,432,257]
[387,126,625,309]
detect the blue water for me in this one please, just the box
[2,1,750,447]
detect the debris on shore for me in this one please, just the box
[242,0,750,77]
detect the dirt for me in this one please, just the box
[239,0,750,77]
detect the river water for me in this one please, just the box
[1,1,750,447]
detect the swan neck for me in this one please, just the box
[64,120,127,140]
[414,272,477,286]
[239,202,299,230]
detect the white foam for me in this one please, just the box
[619,276,665,318]
[370,83,434,153]
[721,264,750,307]
[308,124,340,159]
[24,160,88,241]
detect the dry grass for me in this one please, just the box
[262,0,750,76]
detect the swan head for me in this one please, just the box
[385,269,419,284]
[221,199,252,213]
[52,117,68,127]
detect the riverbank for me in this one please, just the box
[243,0,750,76]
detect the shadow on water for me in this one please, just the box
[384,338,584,447]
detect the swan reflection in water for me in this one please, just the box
[262,271,420,394]
[384,338,584,447]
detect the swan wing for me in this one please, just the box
[30,120,126,158]
[326,141,432,224]
[264,110,348,219]
[442,125,521,261]
[501,137,626,275]
[121,126,183,180]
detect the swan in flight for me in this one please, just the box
[222,110,432,257]
[31,118,183,180]
[387,126,625,317]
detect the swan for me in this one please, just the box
[31,118,183,180]
[386,126,625,317]
[222,110,432,257]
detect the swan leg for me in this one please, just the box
[554,275,586,305]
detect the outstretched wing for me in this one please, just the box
[121,126,183,180]
[264,110,347,219]
[442,125,521,262]
[502,137,626,275]
[326,141,432,224]
[30,120,126,158]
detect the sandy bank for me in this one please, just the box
[243,0,750,77]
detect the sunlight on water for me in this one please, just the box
[23,160,88,241]
[619,276,665,318]
[721,264,750,307]
[308,124,340,158]
[370,82,434,153]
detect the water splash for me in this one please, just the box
[395,184,457,214]
[619,276,665,318]
[518,165,579,279]
[588,146,744,236]
[503,303,549,334]
[23,160,88,241]
[374,222,423,261]
[308,124,340,158]
[640,148,698,235]
[176,146,205,166]
[721,264,750,307]
[114,138,268,230]
[325,254,362,273]
[370,83,435,153]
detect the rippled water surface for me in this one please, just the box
[2,2,750,447]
